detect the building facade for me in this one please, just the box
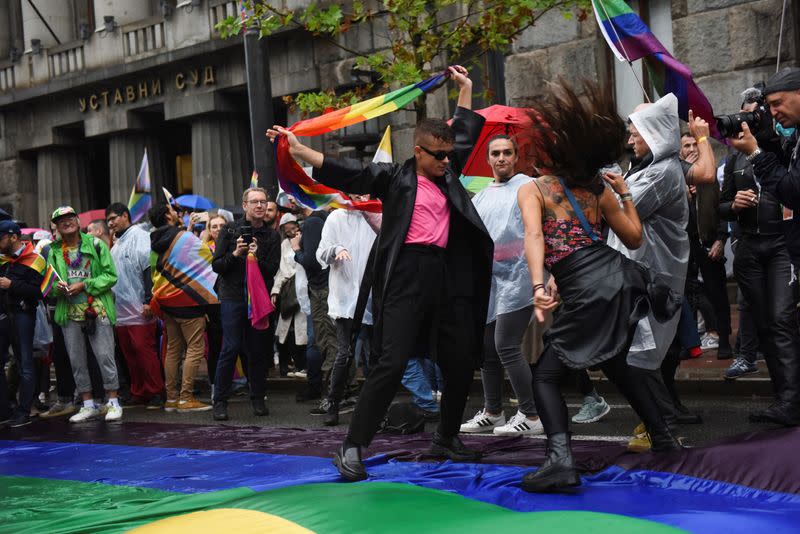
[0,0,797,226]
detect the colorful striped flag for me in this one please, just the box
[128,150,152,223]
[39,263,58,298]
[150,230,218,317]
[275,71,449,212]
[246,252,275,330]
[0,241,54,297]
[591,0,719,138]
[162,187,177,207]
[249,171,259,189]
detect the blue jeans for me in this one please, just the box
[420,357,444,392]
[402,358,438,412]
[213,301,272,402]
[0,312,36,418]
[305,314,323,392]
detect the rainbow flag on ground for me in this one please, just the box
[127,150,152,223]
[150,230,218,316]
[592,0,719,138]
[275,72,450,212]
[0,241,55,297]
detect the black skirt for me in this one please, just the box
[545,243,680,370]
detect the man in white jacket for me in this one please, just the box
[316,199,376,425]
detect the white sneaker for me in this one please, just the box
[69,406,100,423]
[459,409,505,433]
[701,333,719,351]
[294,369,307,379]
[105,403,123,422]
[493,410,544,436]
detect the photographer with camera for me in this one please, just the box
[48,206,122,423]
[729,68,800,426]
[211,187,281,421]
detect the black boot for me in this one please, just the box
[212,401,228,421]
[323,400,340,426]
[648,423,683,452]
[334,441,367,482]
[749,401,800,426]
[521,433,580,493]
[251,397,269,416]
[429,432,482,462]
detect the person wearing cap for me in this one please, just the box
[271,213,307,378]
[105,202,165,410]
[0,220,46,427]
[731,67,800,426]
[47,206,122,423]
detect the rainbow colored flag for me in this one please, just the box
[275,71,450,212]
[150,230,218,316]
[0,241,53,297]
[127,149,152,223]
[592,0,719,138]
[249,170,259,189]
[245,252,275,330]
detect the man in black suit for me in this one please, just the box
[268,65,493,481]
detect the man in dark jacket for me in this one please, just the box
[212,187,281,420]
[268,65,493,481]
[731,68,800,426]
[0,220,45,428]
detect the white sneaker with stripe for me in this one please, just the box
[493,410,544,436]
[459,409,505,433]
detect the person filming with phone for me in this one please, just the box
[211,187,281,421]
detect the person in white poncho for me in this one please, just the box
[315,198,377,425]
[459,135,544,437]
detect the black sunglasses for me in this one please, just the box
[418,145,456,161]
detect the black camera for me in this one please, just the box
[716,105,769,138]
[240,221,253,245]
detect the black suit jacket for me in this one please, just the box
[312,106,493,364]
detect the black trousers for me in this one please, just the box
[692,241,732,339]
[734,234,800,405]
[533,345,669,437]
[347,246,475,447]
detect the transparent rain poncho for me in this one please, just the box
[110,225,152,326]
[472,173,535,324]
[607,93,689,369]
[316,209,377,324]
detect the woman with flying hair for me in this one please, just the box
[517,81,682,493]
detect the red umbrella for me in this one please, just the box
[457,105,545,192]
[78,209,106,228]
[21,227,46,235]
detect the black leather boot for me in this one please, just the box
[323,400,340,426]
[212,401,228,421]
[521,433,580,493]
[648,423,683,452]
[429,432,482,462]
[334,441,367,482]
[251,397,269,416]
[749,401,800,426]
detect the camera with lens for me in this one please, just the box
[716,83,772,138]
[240,221,253,245]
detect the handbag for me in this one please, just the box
[279,274,300,319]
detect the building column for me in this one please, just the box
[36,147,91,224]
[108,133,169,206]
[191,116,251,207]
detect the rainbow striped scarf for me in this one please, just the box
[275,72,449,212]
[0,241,56,297]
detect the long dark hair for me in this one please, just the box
[529,79,625,194]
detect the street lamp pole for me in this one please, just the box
[243,23,277,199]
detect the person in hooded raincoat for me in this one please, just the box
[606,94,691,443]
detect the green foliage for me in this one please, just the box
[217,0,588,114]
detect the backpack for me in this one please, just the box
[379,402,426,435]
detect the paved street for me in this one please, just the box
[119,378,780,449]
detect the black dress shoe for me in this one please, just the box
[334,443,367,482]
[212,401,228,421]
[295,387,322,403]
[251,398,269,416]
[429,432,482,462]
[674,412,703,425]
[749,402,800,426]
[422,410,440,422]
[323,401,340,426]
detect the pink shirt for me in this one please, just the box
[405,175,450,248]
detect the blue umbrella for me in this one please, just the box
[175,194,216,210]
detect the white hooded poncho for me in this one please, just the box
[607,93,689,370]
[110,224,153,326]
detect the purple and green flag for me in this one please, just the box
[127,149,152,223]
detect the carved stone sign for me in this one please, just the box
[79,66,216,112]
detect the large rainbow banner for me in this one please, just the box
[2,420,800,533]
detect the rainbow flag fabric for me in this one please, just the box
[249,170,259,189]
[150,230,218,315]
[245,252,275,330]
[0,241,53,297]
[275,72,449,212]
[592,0,720,138]
[127,149,152,223]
